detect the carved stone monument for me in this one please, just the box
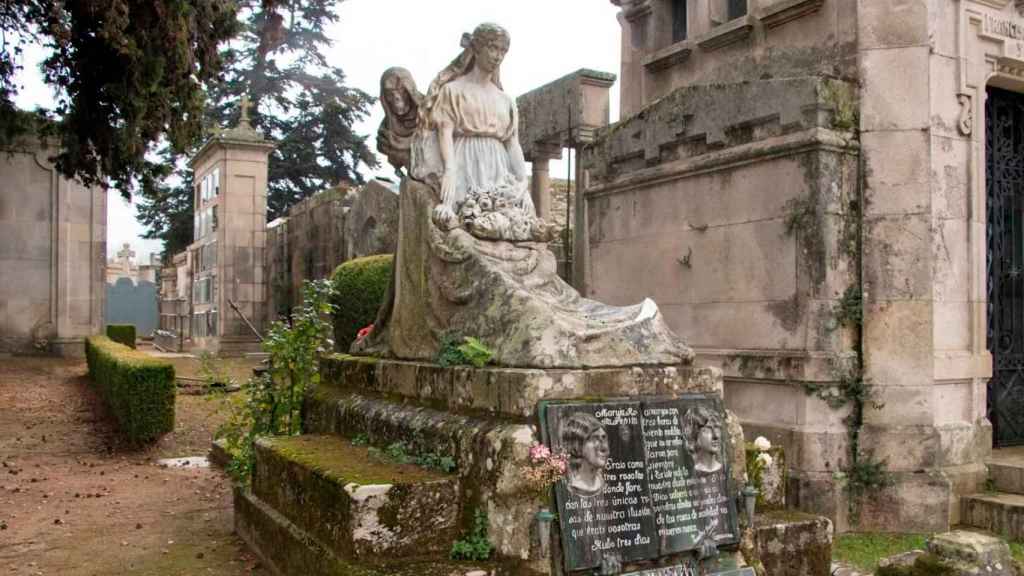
[359,22,688,370]
[235,22,751,576]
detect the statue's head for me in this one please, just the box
[380,67,420,123]
[469,23,510,76]
[682,405,723,460]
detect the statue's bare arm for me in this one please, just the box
[438,119,456,205]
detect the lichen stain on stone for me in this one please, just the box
[765,293,804,334]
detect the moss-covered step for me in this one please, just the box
[251,434,460,562]
[320,353,723,419]
[302,387,544,563]
[235,485,501,576]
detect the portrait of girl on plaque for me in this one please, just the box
[559,411,611,497]
[682,405,723,474]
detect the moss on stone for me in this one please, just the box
[875,554,955,576]
[264,434,446,486]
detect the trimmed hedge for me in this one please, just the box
[331,254,393,352]
[106,324,137,349]
[84,335,175,443]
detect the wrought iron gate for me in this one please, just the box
[987,87,1024,447]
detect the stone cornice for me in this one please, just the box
[642,40,694,71]
[759,0,825,30]
[696,15,755,51]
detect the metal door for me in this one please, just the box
[987,86,1024,446]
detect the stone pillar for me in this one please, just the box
[530,158,552,221]
[188,98,274,353]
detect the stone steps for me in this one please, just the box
[960,492,1024,541]
[987,447,1024,495]
[235,485,500,576]
[247,434,460,563]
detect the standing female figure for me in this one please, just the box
[413,23,534,226]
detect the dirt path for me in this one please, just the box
[0,357,268,576]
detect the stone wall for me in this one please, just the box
[0,138,106,356]
[266,179,399,319]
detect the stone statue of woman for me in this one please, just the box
[358,23,691,368]
[413,24,540,239]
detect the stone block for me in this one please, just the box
[927,530,1016,576]
[931,135,970,220]
[863,299,933,388]
[753,511,832,576]
[930,55,965,138]
[860,47,930,132]
[861,130,930,216]
[961,493,1024,542]
[856,470,951,533]
[858,0,928,50]
[863,214,932,301]
[320,355,719,418]
[988,448,1024,495]
[251,435,460,560]
[933,218,970,304]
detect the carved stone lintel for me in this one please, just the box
[759,0,825,30]
[958,93,974,136]
[642,40,694,72]
[697,15,755,52]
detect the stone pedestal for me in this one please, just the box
[235,354,737,575]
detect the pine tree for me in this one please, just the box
[137,0,377,253]
[203,0,376,220]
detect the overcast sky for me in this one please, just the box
[13,0,622,264]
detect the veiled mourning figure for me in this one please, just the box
[377,67,423,175]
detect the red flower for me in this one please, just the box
[356,324,375,341]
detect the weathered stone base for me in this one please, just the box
[235,486,508,576]
[251,435,460,559]
[321,354,722,419]
[753,511,833,576]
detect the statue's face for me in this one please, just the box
[384,80,409,116]
[697,422,721,457]
[473,36,509,74]
[581,426,609,469]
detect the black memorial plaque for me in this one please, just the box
[644,397,738,554]
[545,401,659,572]
[542,395,740,573]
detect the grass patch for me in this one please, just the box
[833,533,928,572]
[1010,541,1024,565]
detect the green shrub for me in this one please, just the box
[436,333,494,368]
[85,335,175,443]
[450,509,493,561]
[331,254,393,352]
[105,324,137,349]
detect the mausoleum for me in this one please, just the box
[565,0,1024,533]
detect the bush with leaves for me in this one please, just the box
[436,333,494,368]
[218,279,336,483]
[450,509,493,561]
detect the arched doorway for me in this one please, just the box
[986,85,1024,447]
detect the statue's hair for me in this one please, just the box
[681,405,722,456]
[419,22,510,128]
[559,411,604,470]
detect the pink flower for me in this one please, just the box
[529,443,551,462]
[356,324,375,341]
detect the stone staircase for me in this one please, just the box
[234,354,726,575]
[235,434,465,575]
[961,447,1024,540]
